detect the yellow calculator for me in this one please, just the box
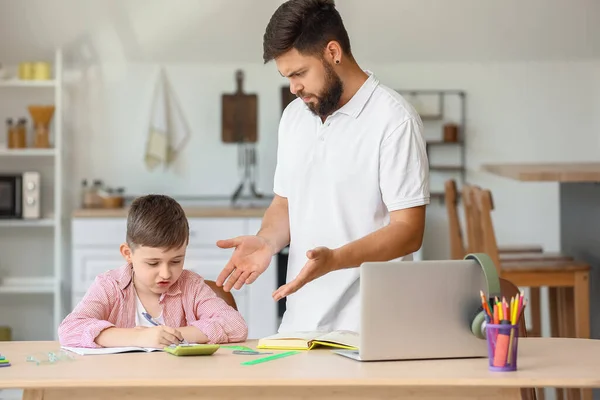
[163,343,220,356]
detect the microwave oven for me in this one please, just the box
[0,172,41,219]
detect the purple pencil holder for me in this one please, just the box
[485,322,519,372]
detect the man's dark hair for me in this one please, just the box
[263,0,352,63]
[126,194,189,250]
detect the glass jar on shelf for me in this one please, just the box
[6,118,13,148]
[28,105,54,148]
[12,118,27,148]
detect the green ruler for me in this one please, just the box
[240,351,300,366]
[221,345,254,351]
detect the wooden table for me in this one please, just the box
[482,163,600,182]
[483,162,600,400]
[483,162,600,338]
[2,338,600,400]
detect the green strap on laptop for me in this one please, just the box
[464,253,502,339]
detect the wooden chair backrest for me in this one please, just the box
[444,179,466,259]
[204,280,238,311]
[463,183,495,256]
[461,184,480,253]
[472,186,502,274]
[499,278,527,336]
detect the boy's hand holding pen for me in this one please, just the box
[134,325,185,348]
[138,312,186,347]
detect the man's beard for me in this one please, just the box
[300,61,343,118]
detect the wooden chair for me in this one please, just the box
[445,180,562,400]
[445,180,544,254]
[205,280,238,311]
[445,180,555,260]
[471,186,590,335]
[461,183,571,263]
[462,182,575,344]
[445,180,575,336]
[445,180,591,400]
[473,185,591,400]
[444,180,467,259]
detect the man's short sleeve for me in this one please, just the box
[379,118,430,211]
[273,106,291,198]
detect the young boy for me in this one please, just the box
[58,194,248,348]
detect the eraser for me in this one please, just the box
[493,329,510,367]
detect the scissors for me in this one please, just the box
[142,312,189,345]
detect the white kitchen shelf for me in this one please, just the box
[0,218,54,227]
[0,48,65,340]
[0,277,56,294]
[0,146,56,157]
[0,79,56,88]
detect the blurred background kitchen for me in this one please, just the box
[0,0,598,379]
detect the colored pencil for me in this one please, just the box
[480,290,493,319]
[481,293,527,325]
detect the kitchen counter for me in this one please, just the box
[72,206,268,218]
[482,162,600,182]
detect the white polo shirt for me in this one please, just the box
[274,71,430,333]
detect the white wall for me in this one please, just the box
[62,60,600,261]
[63,62,283,199]
[386,61,600,260]
[60,60,600,371]
[0,1,599,356]
[596,68,600,151]
[1,0,598,64]
[0,1,595,265]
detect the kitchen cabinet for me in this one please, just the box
[71,215,278,340]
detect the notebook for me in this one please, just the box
[62,346,163,355]
[257,330,359,351]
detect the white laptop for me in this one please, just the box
[333,259,489,362]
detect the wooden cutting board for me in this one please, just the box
[222,70,257,143]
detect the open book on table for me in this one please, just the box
[61,346,163,355]
[257,330,359,351]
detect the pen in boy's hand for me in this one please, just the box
[142,312,188,344]
[142,312,160,327]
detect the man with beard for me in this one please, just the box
[215,0,430,333]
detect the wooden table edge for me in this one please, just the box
[4,379,600,389]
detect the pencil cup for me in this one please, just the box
[485,323,519,372]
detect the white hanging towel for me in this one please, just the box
[144,67,191,170]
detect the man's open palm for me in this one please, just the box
[272,246,337,301]
[215,235,273,292]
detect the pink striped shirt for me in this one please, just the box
[58,263,248,348]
